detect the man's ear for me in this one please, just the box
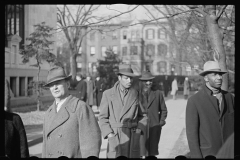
[203,75,208,82]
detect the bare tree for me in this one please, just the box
[57,5,139,86]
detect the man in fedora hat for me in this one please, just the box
[98,64,146,158]
[138,70,168,158]
[42,66,101,158]
[186,61,234,158]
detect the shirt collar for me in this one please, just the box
[204,83,221,96]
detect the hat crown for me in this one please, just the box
[203,61,221,71]
[46,66,68,85]
[139,71,154,80]
[118,64,135,77]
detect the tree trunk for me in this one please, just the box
[69,44,77,82]
[205,8,228,91]
[36,65,41,111]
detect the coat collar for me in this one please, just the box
[201,85,226,119]
[46,95,77,136]
[110,81,138,122]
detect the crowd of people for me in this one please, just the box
[4,61,234,159]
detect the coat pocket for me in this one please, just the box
[130,129,141,152]
[108,134,118,152]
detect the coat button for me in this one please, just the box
[48,153,52,157]
[48,136,51,140]
[58,134,62,138]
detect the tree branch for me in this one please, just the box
[216,5,227,21]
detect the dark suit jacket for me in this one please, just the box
[75,79,87,102]
[95,78,106,106]
[186,84,234,158]
[42,95,102,158]
[5,111,29,158]
[139,89,168,156]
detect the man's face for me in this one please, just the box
[76,76,81,81]
[49,79,69,99]
[96,77,100,81]
[118,75,133,89]
[86,77,90,81]
[142,80,153,91]
[204,72,223,89]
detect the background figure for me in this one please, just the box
[85,74,95,108]
[138,71,168,157]
[162,75,170,97]
[75,73,87,102]
[5,79,12,112]
[5,111,29,158]
[183,77,190,99]
[170,77,178,100]
[95,74,106,111]
[42,66,101,158]
[186,61,234,158]
[159,81,164,96]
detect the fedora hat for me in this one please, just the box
[44,66,71,87]
[139,70,155,80]
[199,61,227,76]
[117,64,136,77]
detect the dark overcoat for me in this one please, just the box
[85,79,95,106]
[95,78,106,106]
[139,90,168,156]
[5,111,29,158]
[186,84,234,158]
[42,95,102,158]
[75,79,87,102]
[98,81,146,158]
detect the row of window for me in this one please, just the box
[122,28,168,40]
[90,31,118,41]
[122,43,169,56]
[78,46,118,57]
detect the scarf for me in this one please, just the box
[206,83,223,111]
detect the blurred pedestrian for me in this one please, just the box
[5,111,29,158]
[75,73,87,102]
[138,71,168,158]
[183,77,190,99]
[95,73,106,111]
[42,66,101,158]
[162,75,170,97]
[98,64,146,158]
[186,61,234,158]
[170,77,178,100]
[85,73,95,108]
[5,79,12,112]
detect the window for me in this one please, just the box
[112,31,117,39]
[27,77,33,96]
[90,32,95,41]
[158,44,168,56]
[101,32,106,39]
[136,30,140,38]
[123,30,127,39]
[158,29,165,39]
[157,61,167,74]
[88,62,92,68]
[131,30,136,39]
[92,63,97,72]
[102,46,106,57]
[5,5,25,48]
[113,46,118,54]
[130,46,138,55]
[76,55,81,62]
[77,63,82,68]
[122,46,127,56]
[19,77,25,97]
[78,47,82,54]
[146,44,155,56]
[146,29,154,40]
[90,47,95,55]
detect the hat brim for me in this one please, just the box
[139,77,155,80]
[117,72,136,77]
[44,75,72,87]
[199,70,227,76]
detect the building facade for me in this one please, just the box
[5,5,57,97]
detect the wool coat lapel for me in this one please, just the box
[110,86,123,122]
[147,90,156,109]
[47,98,70,136]
[202,86,221,115]
[119,88,138,121]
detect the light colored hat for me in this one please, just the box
[139,71,155,80]
[117,64,136,77]
[44,66,71,87]
[199,61,227,76]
